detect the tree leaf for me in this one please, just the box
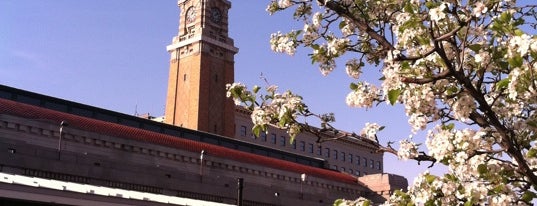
[253,85,260,93]
[508,55,523,68]
[521,191,536,203]
[388,89,401,105]
[495,78,510,90]
[333,199,344,206]
[350,82,358,90]
[468,44,481,52]
[252,125,261,137]
[477,164,488,175]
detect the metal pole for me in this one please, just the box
[199,150,205,182]
[58,121,68,160]
[237,178,244,206]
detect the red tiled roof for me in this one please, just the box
[0,98,359,185]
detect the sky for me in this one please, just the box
[0,1,446,187]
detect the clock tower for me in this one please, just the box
[165,0,238,137]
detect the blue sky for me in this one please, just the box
[1,1,446,185]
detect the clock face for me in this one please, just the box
[210,7,222,23]
[186,6,196,23]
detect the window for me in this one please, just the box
[348,154,353,163]
[260,132,267,142]
[271,133,277,144]
[356,155,361,165]
[239,125,247,136]
[325,148,330,158]
[341,152,346,162]
[307,143,314,153]
[332,165,338,170]
[377,161,382,170]
[280,136,286,146]
[355,171,360,176]
[292,140,297,149]
[299,141,306,151]
[317,145,322,156]
[333,149,338,160]
[363,157,367,167]
[349,169,353,174]
[370,159,374,168]
[340,167,345,172]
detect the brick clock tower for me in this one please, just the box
[165,0,238,137]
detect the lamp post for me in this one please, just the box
[199,150,205,182]
[58,121,68,160]
[237,178,244,206]
[300,173,306,199]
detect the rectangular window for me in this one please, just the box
[325,148,330,158]
[377,161,382,170]
[363,157,367,167]
[333,149,338,160]
[332,165,337,170]
[239,125,247,136]
[292,140,297,149]
[370,159,374,168]
[317,145,322,156]
[348,154,353,163]
[356,155,361,165]
[341,167,345,172]
[349,169,353,174]
[355,171,360,176]
[307,143,314,153]
[260,132,267,142]
[299,141,306,151]
[271,133,277,144]
[280,136,286,146]
[341,152,346,162]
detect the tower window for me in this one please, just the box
[260,132,267,141]
[377,161,382,170]
[239,125,246,136]
[333,149,338,160]
[307,143,314,153]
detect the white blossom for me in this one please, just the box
[345,59,362,79]
[346,82,379,108]
[429,3,449,23]
[397,139,419,160]
[360,122,381,140]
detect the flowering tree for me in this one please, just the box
[227,0,537,205]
